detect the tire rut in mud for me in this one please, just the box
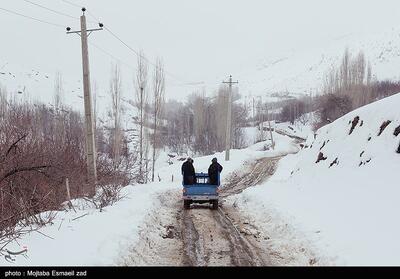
[179,154,283,266]
[180,206,268,266]
[220,156,282,197]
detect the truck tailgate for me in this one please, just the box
[184,185,217,196]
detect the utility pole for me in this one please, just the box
[265,99,275,149]
[223,75,238,161]
[252,97,255,125]
[257,96,264,141]
[66,8,103,197]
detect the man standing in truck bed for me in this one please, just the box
[208,157,223,185]
[182,157,195,185]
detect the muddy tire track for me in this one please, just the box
[220,156,282,197]
[180,205,269,266]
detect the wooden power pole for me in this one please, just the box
[223,75,238,161]
[265,101,275,150]
[258,96,264,141]
[67,8,103,196]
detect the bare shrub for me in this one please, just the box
[0,94,134,251]
[315,94,352,129]
[94,184,125,209]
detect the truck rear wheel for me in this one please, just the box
[184,200,191,210]
[212,200,218,210]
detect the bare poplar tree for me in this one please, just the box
[135,51,149,183]
[151,58,165,182]
[144,130,150,184]
[53,72,66,146]
[0,87,8,121]
[54,72,64,110]
[110,64,122,165]
[340,47,350,91]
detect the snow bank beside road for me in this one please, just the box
[0,184,171,266]
[230,93,400,265]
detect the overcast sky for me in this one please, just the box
[1,0,400,102]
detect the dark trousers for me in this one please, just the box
[184,175,194,185]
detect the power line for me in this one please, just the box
[22,0,79,20]
[103,27,143,61]
[0,7,65,28]
[88,41,136,72]
[60,0,81,9]
[103,26,188,82]
[61,1,207,86]
[84,9,205,85]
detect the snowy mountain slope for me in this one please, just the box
[3,27,400,109]
[0,60,138,123]
[228,93,400,265]
[239,27,400,96]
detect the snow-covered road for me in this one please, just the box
[122,152,308,266]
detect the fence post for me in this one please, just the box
[65,178,76,212]
[65,178,71,202]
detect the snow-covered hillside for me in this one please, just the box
[229,93,400,265]
[3,26,400,109]
[240,27,400,96]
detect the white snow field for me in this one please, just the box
[228,93,400,265]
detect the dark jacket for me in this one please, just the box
[182,161,195,185]
[208,162,223,185]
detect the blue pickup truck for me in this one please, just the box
[182,172,220,210]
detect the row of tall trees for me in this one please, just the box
[163,86,246,156]
[130,52,166,183]
[316,48,400,128]
[97,52,166,184]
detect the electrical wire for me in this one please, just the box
[22,0,79,20]
[88,41,136,72]
[83,9,206,86]
[0,6,65,28]
[60,0,210,87]
[60,0,81,9]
